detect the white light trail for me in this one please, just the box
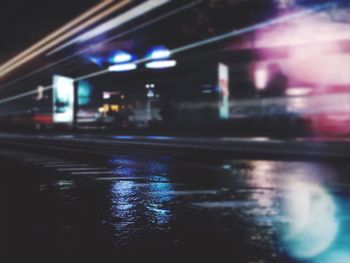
[0,0,203,91]
[0,0,114,75]
[0,0,132,78]
[47,0,170,56]
[0,2,334,106]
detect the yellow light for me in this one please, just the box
[103,104,110,112]
[110,104,119,112]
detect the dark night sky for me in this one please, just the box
[0,0,99,62]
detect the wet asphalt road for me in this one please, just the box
[0,135,350,262]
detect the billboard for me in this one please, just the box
[53,75,75,123]
[77,80,93,106]
[218,63,230,119]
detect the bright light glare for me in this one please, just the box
[147,90,154,98]
[254,8,350,86]
[108,63,137,72]
[284,181,339,259]
[111,51,132,63]
[145,60,176,69]
[254,68,268,90]
[103,92,111,99]
[150,49,171,59]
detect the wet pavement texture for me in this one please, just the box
[0,145,350,262]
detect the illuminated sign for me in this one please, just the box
[218,63,230,119]
[77,80,93,106]
[53,75,75,123]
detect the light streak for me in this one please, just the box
[0,0,114,74]
[0,85,52,104]
[171,2,334,55]
[0,0,203,91]
[47,0,171,56]
[0,2,334,105]
[0,0,132,78]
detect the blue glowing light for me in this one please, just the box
[110,51,133,63]
[87,56,103,67]
[148,46,171,60]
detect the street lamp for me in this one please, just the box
[108,63,137,72]
[108,51,137,72]
[145,46,177,69]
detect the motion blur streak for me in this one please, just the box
[0,0,203,91]
[0,2,335,105]
[77,2,335,81]
[47,0,171,56]
[171,2,334,55]
[0,0,131,79]
[0,85,52,104]
[0,0,114,79]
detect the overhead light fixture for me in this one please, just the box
[145,60,176,69]
[110,51,133,63]
[108,63,137,72]
[148,47,171,60]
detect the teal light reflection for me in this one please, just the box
[283,180,340,260]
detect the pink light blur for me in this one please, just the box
[287,87,312,96]
[253,9,350,87]
[254,68,268,90]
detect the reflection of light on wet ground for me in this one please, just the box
[149,182,173,203]
[147,182,173,227]
[109,180,173,233]
[283,180,339,259]
[110,157,139,167]
[246,161,347,262]
[195,159,350,262]
[109,157,170,178]
[108,159,174,237]
[246,160,278,189]
[282,177,350,263]
[110,180,136,225]
[54,179,75,190]
[146,161,169,175]
[317,250,350,263]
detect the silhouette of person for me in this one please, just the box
[265,63,288,97]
